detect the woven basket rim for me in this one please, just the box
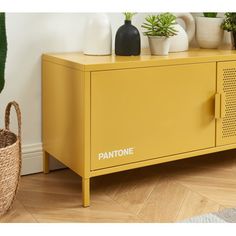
[0,128,19,151]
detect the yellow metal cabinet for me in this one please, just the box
[42,49,236,207]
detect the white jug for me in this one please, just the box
[169,13,195,52]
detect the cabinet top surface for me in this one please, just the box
[43,48,236,71]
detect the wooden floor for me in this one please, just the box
[2,149,236,223]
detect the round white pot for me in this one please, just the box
[196,17,224,49]
[148,36,170,56]
[83,13,112,55]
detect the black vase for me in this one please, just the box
[115,20,141,56]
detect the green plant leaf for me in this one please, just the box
[221,12,236,32]
[203,12,218,18]
[0,12,7,93]
[123,12,136,21]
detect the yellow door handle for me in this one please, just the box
[215,93,221,119]
[215,93,226,119]
[221,92,226,118]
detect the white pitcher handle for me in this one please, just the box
[174,13,195,42]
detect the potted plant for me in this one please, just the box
[141,13,177,56]
[115,12,141,56]
[221,13,236,49]
[0,13,22,216]
[196,13,224,49]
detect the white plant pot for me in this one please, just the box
[83,13,112,55]
[196,17,224,49]
[148,36,170,56]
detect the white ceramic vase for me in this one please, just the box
[196,17,224,49]
[83,13,112,55]
[219,31,234,49]
[169,13,195,52]
[148,36,170,56]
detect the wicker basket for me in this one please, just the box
[0,101,21,216]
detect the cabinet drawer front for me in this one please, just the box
[216,61,236,146]
[91,63,216,170]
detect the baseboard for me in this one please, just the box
[22,143,65,175]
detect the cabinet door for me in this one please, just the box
[216,61,236,146]
[91,63,216,170]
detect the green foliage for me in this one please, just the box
[221,12,236,32]
[123,12,136,21]
[141,13,178,37]
[203,13,218,18]
[0,13,7,93]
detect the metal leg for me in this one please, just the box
[43,150,50,174]
[82,178,90,207]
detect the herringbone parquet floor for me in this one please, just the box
[2,149,236,223]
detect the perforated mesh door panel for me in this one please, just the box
[217,62,236,146]
[222,68,236,139]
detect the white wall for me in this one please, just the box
[0,13,150,174]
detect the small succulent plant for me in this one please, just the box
[141,13,178,37]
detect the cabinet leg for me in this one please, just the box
[82,178,90,207]
[43,150,50,174]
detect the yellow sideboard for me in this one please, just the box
[42,49,236,207]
